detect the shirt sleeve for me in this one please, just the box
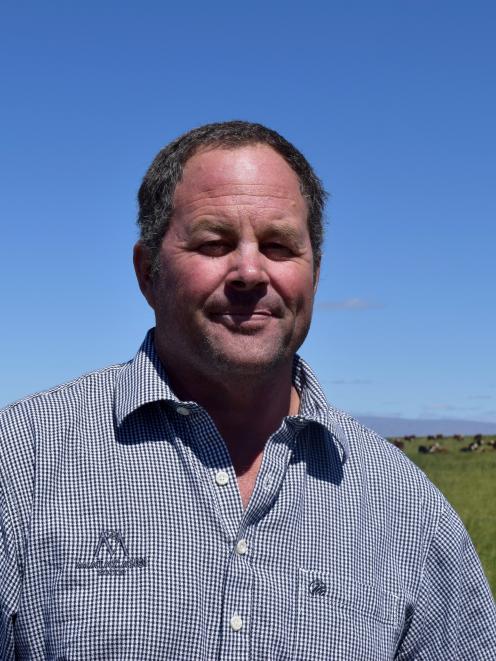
[0,479,20,661]
[396,500,496,660]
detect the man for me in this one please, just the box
[1,121,495,659]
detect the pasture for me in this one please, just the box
[387,434,496,598]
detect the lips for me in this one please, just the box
[209,307,283,323]
[207,307,281,333]
[211,311,274,324]
[212,309,273,318]
[206,296,285,326]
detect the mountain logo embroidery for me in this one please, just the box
[75,529,148,575]
[94,530,129,560]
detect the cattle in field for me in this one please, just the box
[430,442,448,453]
[461,441,480,453]
[393,440,405,450]
[418,442,448,454]
[454,434,463,441]
[435,434,444,439]
[427,435,435,441]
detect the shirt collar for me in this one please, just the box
[115,329,349,463]
[114,329,179,426]
[292,355,350,463]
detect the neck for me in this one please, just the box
[155,342,300,475]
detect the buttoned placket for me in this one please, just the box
[169,403,304,659]
[217,422,302,659]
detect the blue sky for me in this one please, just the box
[1,1,495,423]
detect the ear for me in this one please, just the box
[133,241,156,310]
[313,263,320,293]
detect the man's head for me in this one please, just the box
[137,121,326,277]
[134,122,327,382]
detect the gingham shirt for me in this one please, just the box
[1,331,495,660]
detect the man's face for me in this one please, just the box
[136,144,317,378]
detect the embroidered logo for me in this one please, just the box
[309,579,327,596]
[94,530,129,560]
[75,529,148,575]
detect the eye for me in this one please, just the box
[262,243,294,260]
[197,240,232,257]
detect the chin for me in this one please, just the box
[212,359,286,377]
[196,325,307,376]
[201,341,293,376]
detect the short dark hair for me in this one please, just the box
[137,120,327,273]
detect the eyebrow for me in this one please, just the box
[188,219,235,235]
[262,223,305,244]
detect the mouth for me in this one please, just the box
[209,309,277,329]
[211,308,275,318]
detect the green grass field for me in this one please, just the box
[388,435,496,598]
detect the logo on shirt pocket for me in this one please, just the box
[293,568,404,660]
[309,578,328,596]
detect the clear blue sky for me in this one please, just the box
[1,1,495,424]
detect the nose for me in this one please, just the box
[225,245,269,291]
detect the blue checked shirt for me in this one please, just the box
[1,330,495,660]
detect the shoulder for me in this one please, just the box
[0,362,125,429]
[0,362,127,485]
[0,361,128,531]
[332,406,435,479]
[296,353,447,520]
[327,410,487,596]
[327,406,448,526]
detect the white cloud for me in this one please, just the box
[467,395,493,400]
[422,403,480,414]
[317,298,383,311]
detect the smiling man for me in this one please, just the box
[134,142,317,507]
[1,121,495,659]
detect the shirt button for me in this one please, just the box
[176,406,190,416]
[230,614,243,631]
[263,473,274,491]
[215,470,229,486]
[235,539,248,555]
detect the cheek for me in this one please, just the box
[274,268,315,309]
[172,258,227,301]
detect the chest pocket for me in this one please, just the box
[45,563,152,660]
[44,558,203,660]
[293,569,404,661]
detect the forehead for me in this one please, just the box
[173,144,306,209]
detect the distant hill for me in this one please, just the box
[354,415,496,438]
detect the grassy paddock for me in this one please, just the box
[387,435,496,598]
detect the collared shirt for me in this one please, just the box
[1,330,495,660]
